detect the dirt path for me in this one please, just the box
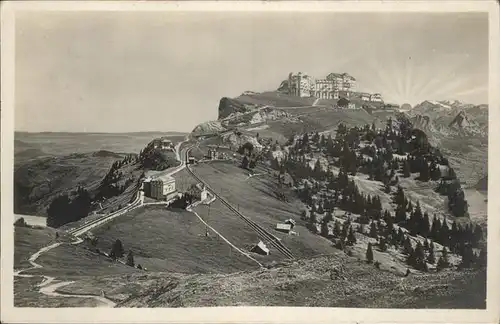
[14,240,116,307]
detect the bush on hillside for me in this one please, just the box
[47,187,92,228]
[109,239,125,260]
[14,217,28,227]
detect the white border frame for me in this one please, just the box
[1,1,499,324]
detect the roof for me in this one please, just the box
[253,241,270,254]
[276,223,292,231]
[152,174,175,183]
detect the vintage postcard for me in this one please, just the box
[1,1,499,323]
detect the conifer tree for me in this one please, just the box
[419,160,430,181]
[406,246,416,266]
[347,227,357,246]
[379,237,388,252]
[414,241,426,270]
[460,245,475,268]
[309,211,317,226]
[421,212,430,238]
[437,247,449,271]
[369,221,378,238]
[317,202,325,215]
[366,243,374,263]
[320,219,329,237]
[333,220,342,237]
[473,224,484,247]
[478,247,487,268]
[395,186,406,207]
[126,250,135,267]
[403,236,413,255]
[403,160,411,177]
[427,243,436,264]
[395,206,407,223]
[341,220,351,240]
[440,220,450,247]
[430,216,441,240]
[109,239,125,260]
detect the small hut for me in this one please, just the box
[250,241,270,255]
[275,223,292,234]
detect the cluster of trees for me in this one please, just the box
[392,184,483,254]
[109,239,141,269]
[274,115,486,271]
[304,209,357,249]
[139,148,178,171]
[47,187,92,228]
[169,193,195,209]
[238,142,261,171]
[295,170,383,222]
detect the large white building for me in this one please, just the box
[288,72,357,98]
[287,72,383,103]
[150,175,176,200]
[287,72,315,97]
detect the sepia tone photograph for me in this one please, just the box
[1,1,499,323]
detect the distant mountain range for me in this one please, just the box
[407,100,488,138]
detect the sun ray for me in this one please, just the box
[424,76,471,100]
[383,46,405,99]
[450,85,488,97]
[404,57,414,99]
[411,54,468,99]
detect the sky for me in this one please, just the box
[15,11,489,133]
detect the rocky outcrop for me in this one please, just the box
[409,100,488,138]
[218,97,252,120]
[191,121,227,137]
[221,131,263,151]
[277,80,289,92]
[410,115,431,130]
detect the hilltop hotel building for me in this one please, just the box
[287,72,383,103]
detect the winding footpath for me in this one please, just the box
[14,240,117,307]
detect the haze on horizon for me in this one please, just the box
[15,11,488,133]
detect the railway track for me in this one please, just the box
[185,149,295,260]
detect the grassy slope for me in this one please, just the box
[90,206,260,273]
[14,276,103,307]
[14,226,137,307]
[26,243,138,279]
[14,153,123,216]
[56,254,486,308]
[191,162,340,260]
[14,226,63,269]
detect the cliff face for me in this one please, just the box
[218,97,251,120]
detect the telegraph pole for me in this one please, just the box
[205,203,211,237]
